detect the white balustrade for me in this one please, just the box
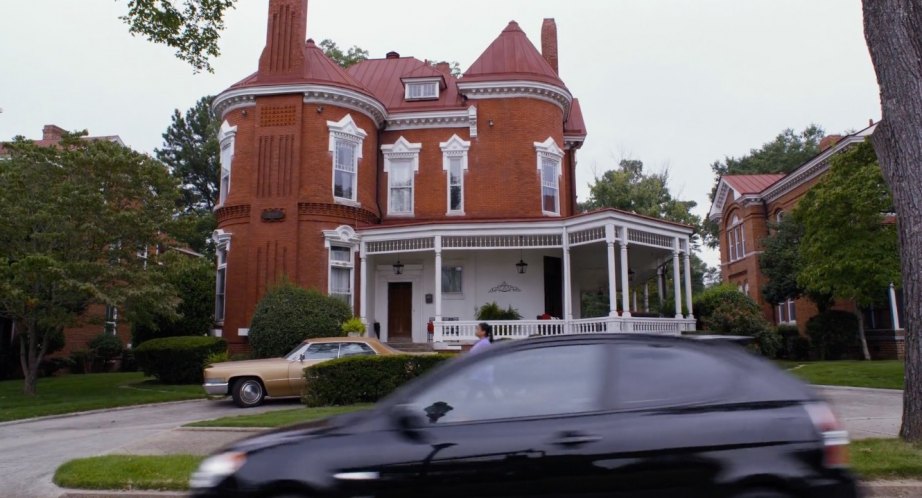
[432,316,695,343]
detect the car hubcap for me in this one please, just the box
[241,382,262,404]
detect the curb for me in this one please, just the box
[177,426,264,432]
[59,492,186,498]
[815,385,903,394]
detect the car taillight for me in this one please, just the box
[804,402,850,467]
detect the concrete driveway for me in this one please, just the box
[0,397,299,498]
[818,386,903,440]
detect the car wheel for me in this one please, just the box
[733,489,793,498]
[232,378,265,408]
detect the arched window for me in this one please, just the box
[727,214,746,262]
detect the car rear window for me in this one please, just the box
[613,344,737,409]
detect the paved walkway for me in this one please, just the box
[817,385,903,439]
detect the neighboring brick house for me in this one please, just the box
[708,123,906,359]
[212,0,697,352]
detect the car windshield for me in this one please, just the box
[284,343,309,361]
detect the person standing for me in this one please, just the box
[470,322,493,355]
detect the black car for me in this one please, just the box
[190,334,858,498]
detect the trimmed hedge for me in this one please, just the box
[303,354,454,406]
[134,336,226,384]
[249,280,353,358]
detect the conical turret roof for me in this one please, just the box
[462,21,566,88]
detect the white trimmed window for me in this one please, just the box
[440,134,470,215]
[215,244,228,323]
[404,78,440,100]
[328,115,367,204]
[777,299,797,324]
[382,137,421,216]
[534,137,564,215]
[217,120,237,206]
[442,266,463,294]
[104,305,118,335]
[329,245,353,305]
[728,214,746,262]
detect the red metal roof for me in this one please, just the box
[229,39,374,98]
[723,174,785,195]
[564,98,586,135]
[462,21,566,88]
[347,57,464,113]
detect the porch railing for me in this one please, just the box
[434,316,696,343]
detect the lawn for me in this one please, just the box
[778,360,903,390]
[851,438,922,480]
[54,454,202,491]
[186,404,371,428]
[0,372,204,422]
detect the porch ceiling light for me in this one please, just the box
[393,255,404,275]
[516,237,528,274]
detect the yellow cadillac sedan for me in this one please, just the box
[203,337,399,408]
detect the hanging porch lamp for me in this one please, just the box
[515,236,528,274]
[393,253,404,275]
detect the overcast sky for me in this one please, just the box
[0,1,881,268]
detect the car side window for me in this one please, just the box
[285,343,309,361]
[404,345,603,424]
[614,344,735,409]
[304,343,340,360]
[339,343,375,357]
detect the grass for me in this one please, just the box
[54,454,202,491]
[0,372,204,422]
[851,438,922,480]
[778,360,903,390]
[186,404,371,428]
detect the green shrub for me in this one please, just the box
[777,324,810,360]
[752,327,782,358]
[89,333,124,370]
[694,284,768,335]
[341,317,366,336]
[134,336,227,384]
[69,350,94,374]
[39,357,75,377]
[119,350,138,372]
[248,280,352,358]
[204,350,230,367]
[303,354,454,406]
[807,310,860,360]
[475,301,522,320]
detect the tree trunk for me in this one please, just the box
[856,311,871,361]
[863,0,922,441]
[17,319,49,396]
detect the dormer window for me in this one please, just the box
[404,78,441,101]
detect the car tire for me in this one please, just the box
[733,489,793,498]
[232,378,265,408]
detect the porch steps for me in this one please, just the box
[386,342,435,353]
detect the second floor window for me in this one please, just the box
[535,137,564,216]
[328,115,367,204]
[389,159,414,214]
[728,214,746,262]
[448,157,463,212]
[218,121,237,206]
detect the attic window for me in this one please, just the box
[405,80,439,100]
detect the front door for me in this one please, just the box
[388,282,413,341]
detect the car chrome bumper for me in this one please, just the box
[203,382,229,396]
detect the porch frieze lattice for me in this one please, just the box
[568,226,606,246]
[365,237,434,254]
[627,229,674,250]
[442,234,563,249]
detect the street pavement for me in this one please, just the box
[0,398,299,498]
[0,386,905,498]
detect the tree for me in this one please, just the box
[704,125,825,247]
[156,95,220,255]
[794,141,899,361]
[0,133,180,394]
[863,0,922,441]
[759,216,805,307]
[120,0,237,73]
[319,39,368,69]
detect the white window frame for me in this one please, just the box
[328,244,354,307]
[441,134,470,215]
[381,137,421,217]
[217,120,237,207]
[535,137,564,216]
[728,214,746,262]
[441,265,464,296]
[777,299,797,325]
[404,78,441,100]
[327,114,367,205]
[213,230,232,324]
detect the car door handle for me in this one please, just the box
[550,432,602,447]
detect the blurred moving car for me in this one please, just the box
[191,334,858,497]
[203,337,398,408]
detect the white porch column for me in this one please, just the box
[644,284,649,313]
[434,236,442,322]
[657,266,665,306]
[563,228,573,323]
[620,239,631,318]
[889,282,901,330]
[632,291,638,312]
[359,242,368,331]
[673,249,682,319]
[605,225,618,317]
[683,250,694,319]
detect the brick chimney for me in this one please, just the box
[541,18,559,74]
[819,135,843,152]
[42,124,67,142]
[435,62,451,75]
[386,51,400,59]
[258,0,308,77]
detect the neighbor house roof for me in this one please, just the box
[462,21,566,88]
[722,174,785,195]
